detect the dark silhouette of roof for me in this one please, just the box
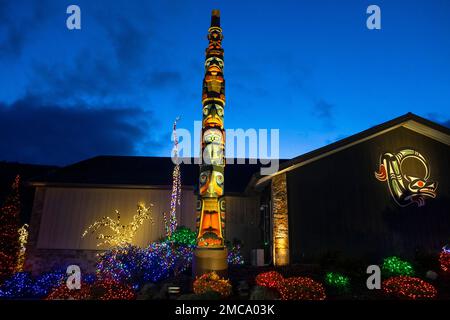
[29,156,284,194]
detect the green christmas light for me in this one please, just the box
[382,256,414,276]
[325,272,349,288]
[164,226,196,246]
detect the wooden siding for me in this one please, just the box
[34,188,263,260]
[36,187,196,250]
[287,127,450,262]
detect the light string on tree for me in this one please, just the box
[15,224,29,272]
[440,244,450,273]
[166,117,181,238]
[82,203,154,247]
[0,175,21,280]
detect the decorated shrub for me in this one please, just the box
[255,271,284,289]
[382,256,414,276]
[325,272,350,289]
[164,226,196,246]
[227,244,245,265]
[31,270,66,297]
[90,278,135,300]
[278,277,326,300]
[193,271,232,298]
[0,270,65,299]
[382,276,437,299]
[46,283,92,300]
[0,272,34,298]
[439,247,450,274]
[96,242,194,289]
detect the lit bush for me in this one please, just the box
[46,283,92,300]
[255,271,284,289]
[0,270,65,299]
[278,277,326,300]
[382,256,414,276]
[440,250,450,274]
[164,226,197,246]
[90,278,135,300]
[0,272,34,298]
[325,272,349,289]
[96,243,194,289]
[382,276,437,300]
[193,271,232,298]
[227,244,245,265]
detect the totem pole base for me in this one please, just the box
[192,247,228,278]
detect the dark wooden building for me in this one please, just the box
[255,113,450,264]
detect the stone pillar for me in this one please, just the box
[271,173,289,266]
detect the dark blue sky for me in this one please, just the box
[1,0,449,165]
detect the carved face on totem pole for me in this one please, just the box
[202,128,224,165]
[203,104,224,128]
[199,167,224,198]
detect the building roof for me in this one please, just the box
[28,156,274,195]
[253,112,450,188]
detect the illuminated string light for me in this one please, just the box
[227,244,244,265]
[15,224,29,272]
[440,245,450,274]
[0,270,64,299]
[96,242,194,289]
[92,278,136,300]
[193,271,232,297]
[325,272,350,289]
[382,256,414,276]
[382,276,437,299]
[0,175,21,280]
[82,203,154,247]
[278,277,326,300]
[255,272,326,300]
[165,117,181,238]
[164,226,196,246]
[46,283,92,300]
[255,271,284,289]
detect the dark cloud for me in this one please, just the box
[143,71,182,88]
[0,95,163,165]
[312,99,335,128]
[0,1,45,58]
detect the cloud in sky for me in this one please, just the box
[312,99,335,128]
[0,95,162,165]
[1,0,450,165]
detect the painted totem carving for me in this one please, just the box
[195,10,226,248]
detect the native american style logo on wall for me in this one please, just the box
[374,149,438,207]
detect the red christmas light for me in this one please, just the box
[439,251,450,274]
[382,276,437,300]
[278,277,326,300]
[255,271,284,289]
[46,283,91,300]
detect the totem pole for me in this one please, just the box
[193,10,228,276]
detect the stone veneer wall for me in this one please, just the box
[271,173,290,266]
